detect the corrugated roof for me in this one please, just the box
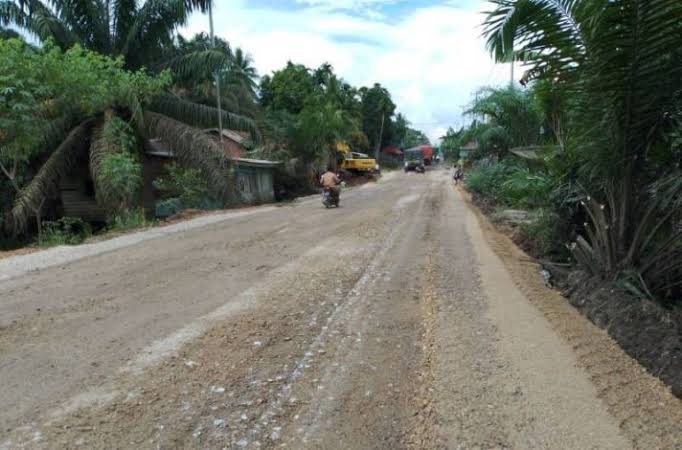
[233,157,282,167]
[461,140,479,150]
[509,146,541,160]
[204,128,250,145]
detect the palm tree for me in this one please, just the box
[484,0,682,297]
[226,47,258,97]
[294,98,357,167]
[168,34,259,117]
[0,0,211,69]
[467,86,542,157]
[1,1,258,232]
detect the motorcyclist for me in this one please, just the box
[320,166,341,202]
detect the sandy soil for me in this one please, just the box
[1,169,680,449]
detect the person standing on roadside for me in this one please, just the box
[453,165,463,185]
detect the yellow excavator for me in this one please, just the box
[336,142,380,175]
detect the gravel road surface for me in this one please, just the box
[1,169,680,449]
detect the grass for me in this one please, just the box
[107,208,152,231]
[39,217,92,247]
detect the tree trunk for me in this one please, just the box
[35,210,42,243]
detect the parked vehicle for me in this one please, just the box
[336,142,380,175]
[420,145,434,165]
[404,148,426,173]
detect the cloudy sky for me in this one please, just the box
[182,0,516,142]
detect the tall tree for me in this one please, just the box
[259,62,317,114]
[169,33,259,117]
[466,86,542,157]
[360,83,396,154]
[0,0,211,70]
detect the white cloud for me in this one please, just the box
[182,0,518,142]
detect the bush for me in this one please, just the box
[108,209,149,231]
[153,163,218,215]
[466,158,556,210]
[465,159,517,205]
[273,168,314,201]
[378,153,402,170]
[501,167,553,208]
[40,217,91,246]
[99,152,143,213]
[519,209,570,260]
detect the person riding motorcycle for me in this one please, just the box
[320,166,342,203]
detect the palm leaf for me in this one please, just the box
[89,111,117,208]
[164,47,230,82]
[27,113,78,158]
[0,1,25,28]
[0,25,20,38]
[1,0,78,47]
[49,0,110,52]
[112,0,136,50]
[143,111,236,203]
[149,94,260,143]
[483,0,604,82]
[121,0,203,68]
[9,118,93,231]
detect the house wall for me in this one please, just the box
[59,163,106,222]
[234,165,275,204]
[142,155,171,218]
[221,139,246,159]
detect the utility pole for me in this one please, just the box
[510,37,515,87]
[208,1,224,143]
[511,54,515,87]
[375,112,385,160]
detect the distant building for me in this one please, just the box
[381,145,403,157]
[459,140,479,160]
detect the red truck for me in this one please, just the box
[420,145,434,165]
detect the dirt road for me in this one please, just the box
[1,170,681,449]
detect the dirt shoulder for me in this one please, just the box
[463,185,682,399]
[458,185,682,449]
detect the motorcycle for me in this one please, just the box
[322,182,345,208]
[322,187,339,208]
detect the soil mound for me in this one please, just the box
[561,271,682,398]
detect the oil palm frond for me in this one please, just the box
[143,111,236,203]
[10,119,93,231]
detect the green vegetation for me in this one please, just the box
[153,162,217,213]
[259,62,424,165]
[0,38,172,237]
[40,217,91,246]
[1,2,426,247]
[107,209,150,231]
[0,0,259,243]
[458,0,682,305]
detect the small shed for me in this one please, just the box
[144,138,280,207]
[459,140,479,160]
[59,161,106,222]
[233,158,281,204]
